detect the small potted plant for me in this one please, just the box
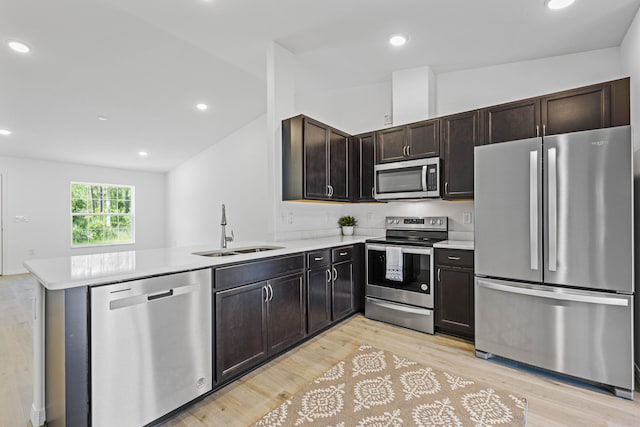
[338,215,357,236]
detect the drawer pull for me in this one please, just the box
[339,252,348,256]
[447,256,461,260]
[314,257,324,261]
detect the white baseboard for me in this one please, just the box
[30,404,45,427]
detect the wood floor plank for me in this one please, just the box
[1,274,638,427]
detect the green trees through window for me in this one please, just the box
[71,182,134,246]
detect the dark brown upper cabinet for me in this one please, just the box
[440,110,480,200]
[541,83,610,136]
[483,78,629,145]
[352,132,376,202]
[375,119,439,164]
[282,115,351,202]
[483,98,540,145]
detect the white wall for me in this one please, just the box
[0,156,165,274]
[296,81,392,135]
[165,115,270,248]
[392,66,437,125]
[437,47,625,116]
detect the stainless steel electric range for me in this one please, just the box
[365,216,448,334]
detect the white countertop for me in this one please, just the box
[433,240,475,250]
[24,235,382,290]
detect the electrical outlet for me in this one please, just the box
[383,114,393,125]
[288,212,294,224]
[463,211,473,225]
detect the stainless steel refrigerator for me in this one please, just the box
[474,126,634,399]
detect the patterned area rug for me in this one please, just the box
[254,344,527,427]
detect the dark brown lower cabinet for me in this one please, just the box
[435,249,475,340]
[332,261,353,321]
[306,246,358,335]
[307,267,332,334]
[215,282,267,382]
[268,274,306,354]
[215,272,304,383]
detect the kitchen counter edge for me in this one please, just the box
[23,235,380,291]
[432,240,475,251]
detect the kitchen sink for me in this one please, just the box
[193,246,284,257]
[232,246,284,253]
[193,250,240,257]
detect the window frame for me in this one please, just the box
[70,181,136,248]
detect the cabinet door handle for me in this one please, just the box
[263,285,268,303]
[339,252,348,256]
[445,182,449,194]
[332,267,338,281]
[437,268,441,282]
[371,187,375,199]
[536,125,540,137]
[402,146,407,156]
[268,284,273,302]
[447,256,461,260]
[406,145,411,156]
[314,256,324,261]
[326,269,331,283]
[328,185,334,197]
[542,124,546,136]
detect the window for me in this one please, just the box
[71,182,134,246]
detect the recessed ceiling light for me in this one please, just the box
[0,129,11,136]
[138,151,148,157]
[389,34,408,47]
[7,40,31,53]
[97,115,109,121]
[545,0,575,9]
[196,103,208,111]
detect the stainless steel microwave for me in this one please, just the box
[374,157,440,200]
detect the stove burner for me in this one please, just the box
[366,216,449,247]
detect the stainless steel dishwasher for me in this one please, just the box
[90,269,212,427]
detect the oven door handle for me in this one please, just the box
[366,244,432,256]
[366,297,433,315]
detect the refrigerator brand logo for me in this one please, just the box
[591,140,609,146]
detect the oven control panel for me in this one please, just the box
[385,216,448,231]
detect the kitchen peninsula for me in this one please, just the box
[24,235,376,427]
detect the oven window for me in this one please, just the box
[376,167,423,193]
[367,249,431,294]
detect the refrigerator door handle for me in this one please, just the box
[529,150,539,270]
[477,279,629,307]
[548,147,558,271]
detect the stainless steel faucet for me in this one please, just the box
[220,204,234,249]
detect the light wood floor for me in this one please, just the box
[2,274,639,427]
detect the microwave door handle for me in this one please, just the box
[421,165,428,191]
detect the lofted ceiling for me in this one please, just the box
[1,0,639,172]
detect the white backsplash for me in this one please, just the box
[274,199,474,241]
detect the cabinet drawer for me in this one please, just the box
[435,249,474,268]
[307,250,331,269]
[215,254,305,291]
[332,246,353,263]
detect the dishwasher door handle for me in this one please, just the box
[110,283,199,310]
[147,289,174,301]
